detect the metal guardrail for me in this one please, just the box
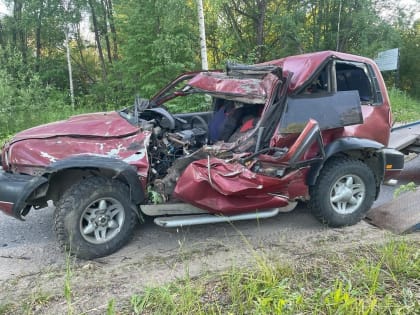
[391,120,420,132]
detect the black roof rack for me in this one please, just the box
[226,62,282,78]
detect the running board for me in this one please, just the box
[141,203,208,216]
[154,203,297,228]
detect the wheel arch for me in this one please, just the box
[44,155,145,205]
[307,137,385,197]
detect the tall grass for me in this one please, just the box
[388,87,420,123]
[0,239,418,314]
[125,239,419,315]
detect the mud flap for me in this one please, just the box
[365,189,420,234]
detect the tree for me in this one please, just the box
[62,0,75,108]
[399,20,420,98]
[113,0,198,98]
[197,0,208,70]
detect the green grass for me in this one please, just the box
[123,239,419,315]
[388,87,420,123]
[0,239,418,314]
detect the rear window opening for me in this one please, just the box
[335,62,373,103]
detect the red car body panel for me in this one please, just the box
[174,158,298,214]
[263,51,377,92]
[4,113,151,181]
[263,50,392,146]
[12,112,139,141]
[0,50,398,220]
[174,119,323,212]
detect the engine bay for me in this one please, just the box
[120,104,211,183]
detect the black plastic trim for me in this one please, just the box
[307,137,385,186]
[0,171,48,220]
[46,155,145,204]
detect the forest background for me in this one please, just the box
[0,0,419,141]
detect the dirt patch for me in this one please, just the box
[1,205,418,314]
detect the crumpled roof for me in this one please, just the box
[186,51,376,101]
[259,50,375,92]
[187,72,279,104]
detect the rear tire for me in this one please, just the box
[309,157,376,227]
[54,176,138,259]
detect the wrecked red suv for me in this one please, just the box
[0,51,404,259]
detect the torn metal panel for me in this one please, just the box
[187,72,279,104]
[173,157,308,214]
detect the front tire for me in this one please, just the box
[309,157,376,227]
[54,176,138,259]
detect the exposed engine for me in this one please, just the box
[135,108,208,182]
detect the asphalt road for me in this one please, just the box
[1,155,419,252]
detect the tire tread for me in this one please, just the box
[54,176,138,259]
[309,157,376,227]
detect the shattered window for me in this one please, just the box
[335,62,374,103]
[164,93,211,114]
[303,68,329,94]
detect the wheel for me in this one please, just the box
[309,157,376,227]
[54,176,138,259]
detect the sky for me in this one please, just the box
[0,2,6,15]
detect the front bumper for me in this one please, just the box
[0,170,48,219]
[382,148,405,180]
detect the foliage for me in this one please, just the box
[0,52,66,142]
[113,0,199,98]
[388,87,420,123]
[394,182,417,198]
[0,0,419,100]
[399,21,420,99]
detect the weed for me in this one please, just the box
[389,87,420,122]
[394,182,417,198]
[64,252,74,315]
[106,299,115,315]
[21,290,52,315]
[126,239,419,314]
[0,303,14,315]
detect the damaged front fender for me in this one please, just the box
[0,170,48,219]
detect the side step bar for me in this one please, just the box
[154,203,297,228]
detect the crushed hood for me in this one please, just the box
[10,111,139,143]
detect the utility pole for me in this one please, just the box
[197,0,208,70]
[62,0,75,109]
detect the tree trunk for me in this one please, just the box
[35,3,44,72]
[13,0,26,63]
[106,0,118,60]
[64,29,75,109]
[100,0,112,63]
[255,0,267,62]
[88,0,107,80]
[196,0,208,70]
[75,23,96,85]
[0,20,4,47]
